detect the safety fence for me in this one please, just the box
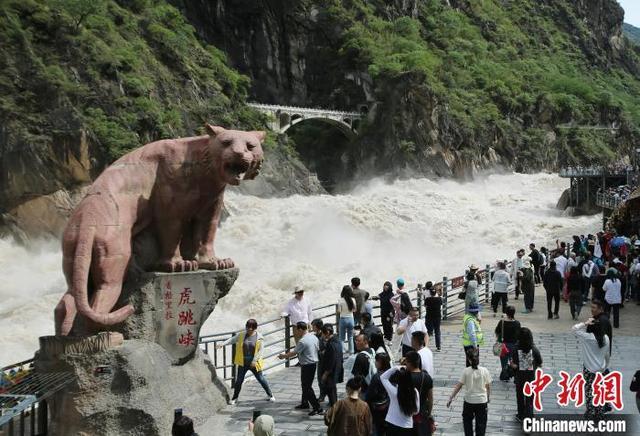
[199,263,513,386]
[596,191,626,210]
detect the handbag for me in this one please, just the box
[458,290,466,300]
[492,320,505,356]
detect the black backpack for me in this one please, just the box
[400,292,412,315]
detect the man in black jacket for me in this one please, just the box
[543,260,563,319]
[319,324,343,407]
[529,243,542,284]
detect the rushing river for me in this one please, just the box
[0,172,600,364]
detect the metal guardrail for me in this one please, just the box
[596,192,626,209]
[559,166,633,178]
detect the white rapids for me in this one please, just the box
[0,172,600,364]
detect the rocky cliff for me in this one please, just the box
[3,0,640,238]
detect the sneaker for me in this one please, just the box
[554,314,559,319]
[294,404,310,410]
[308,408,323,416]
[436,347,441,352]
[229,399,237,405]
[268,396,276,402]
[547,315,553,319]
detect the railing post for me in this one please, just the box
[230,332,237,386]
[485,264,491,303]
[442,276,448,321]
[284,316,291,368]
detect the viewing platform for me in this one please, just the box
[559,166,634,178]
[596,191,626,210]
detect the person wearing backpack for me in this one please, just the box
[391,278,411,324]
[509,327,542,422]
[462,304,484,366]
[345,333,377,397]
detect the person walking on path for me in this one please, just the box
[219,319,275,405]
[411,331,434,377]
[581,256,597,303]
[543,260,562,319]
[282,287,313,344]
[447,349,491,436]
[494,306,520,381]
[396,307,428,357]
[491,262,511,316]
[462,303,484,366]
[423,283,442,351]
[405,351,434,436]
[511,249,526,299]
[351,277,368,328]
[376,281,395,343]
[319,324,344,407]
[338,285,357,355]
[521,258,535,313]
[366,353,391,436]
[464,266,481,314]
[311,319,327,403]
[572,319,610,420]
[324,375,373,436]
[529,243,542,284]
[603,268,622,328]
[278,322,323,416]
[380,366,420,435]
[567,266,583,320]
[510,327,542,422]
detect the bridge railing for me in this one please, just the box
[247,102,362,118]
[559,166,633,178]
[596,192,626,210]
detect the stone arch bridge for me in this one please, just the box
[248,103,364,137]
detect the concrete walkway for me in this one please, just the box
[205,286,640,435]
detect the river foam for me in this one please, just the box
[0,173,600,364]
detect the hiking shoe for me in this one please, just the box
[308,408,323,416]
[294,404,310,410]
[268,396,276,402]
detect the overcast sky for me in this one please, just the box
[618,0,640,27]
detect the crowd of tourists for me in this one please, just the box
[205,231,640,436]
[597,184,634,203]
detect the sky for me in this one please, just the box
[618,0,640,27]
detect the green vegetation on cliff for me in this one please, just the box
[623,23,640,45]
[0,0,263,161]
[322,0,640,168]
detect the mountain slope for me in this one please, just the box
[624,22,640,44]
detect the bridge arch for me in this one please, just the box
[281,115,356,139]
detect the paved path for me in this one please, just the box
[205,286,640,435]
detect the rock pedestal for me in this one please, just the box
[35,269,238,436]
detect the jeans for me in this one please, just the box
[570,296,583,319]
[232,364,272,400]
[339,317,355,354]
[605,302,620,328]
[582,277,592,301]
[491,292,508,314]
[425,317,441,349]
[300,363,320,410]
[462,401,487,436]
[546,290,560,316]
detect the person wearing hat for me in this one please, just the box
[469,264,483,284]
[461,303,484,366]
[282,287,314,344]
[521,257,535,314]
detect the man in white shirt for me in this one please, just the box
[491,261,511,316]
[411,331,434,377]
[396,307,428,357]
[282,287,313,344]
[511,249,525,299]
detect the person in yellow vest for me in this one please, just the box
[462,303,484,367]
[218,319,276,405]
